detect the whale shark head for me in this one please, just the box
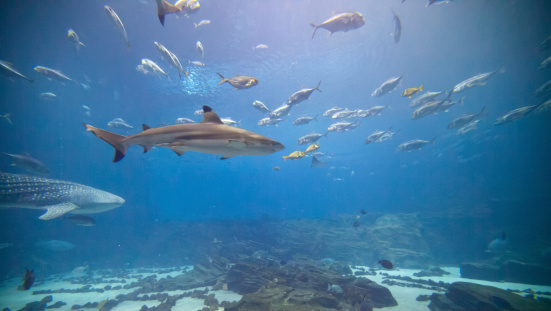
[71,187,125,214]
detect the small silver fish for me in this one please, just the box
[293,116,317,125]
[104,5,131,52]
[252,100,270,113]
[196,41,204,58]
[396,139,434,152]
[176,118,195,124]
[0,60,34,83]
[194,20,211,28]
[323,107,344,117]
[372,76,403,97]
[108,118,133,129]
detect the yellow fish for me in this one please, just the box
[305,143,320,154]
[282,151,305,161]
[401,85,423,98]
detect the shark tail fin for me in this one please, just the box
[83,123,128,162]
[156,0,181,26]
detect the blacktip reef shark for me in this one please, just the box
[83,105,285,162]
[0,173,125,220]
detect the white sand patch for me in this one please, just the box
[0,267,240,311]
[2,266,549,311]
[352,266,551,311]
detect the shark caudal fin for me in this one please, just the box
[83,124,128,162]
[156,0,181,26]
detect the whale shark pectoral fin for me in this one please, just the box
[38,203,79,220]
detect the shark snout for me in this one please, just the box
[272,141,285,152]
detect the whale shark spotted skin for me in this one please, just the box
[0,173,125,220]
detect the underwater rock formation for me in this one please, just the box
[428,282,551,311]
[224,259,397,310]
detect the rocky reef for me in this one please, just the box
[428,282,551,311]
[223,259,397,310]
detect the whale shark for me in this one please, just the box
[0,173,125,220]
[83,105,285,162]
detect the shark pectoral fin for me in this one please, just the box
[39,203,79,220]
[220,155,235,160]
[169,145,187,156]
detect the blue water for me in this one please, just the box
[0,0,550,277]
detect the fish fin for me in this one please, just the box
[170,147,186,156]
[420,84,423,91]
[201,106,224,124]
[310,23,318,40]
[2,113,13,124]
[156,0,181,26]
[80,42,86,47]
[220,155,235,160]
[282,156,288,161]
[83,123,128,162]
[142,124,151,131]
[216,72,227,85]
[142,146,152,153]
[39,203,79,220]
[316,80,322,92]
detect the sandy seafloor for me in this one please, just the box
[1,266,550,311]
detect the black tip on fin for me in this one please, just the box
[158,14,165,26]
[203,105,212,113]
[113,150,125,163]
[142,124,151,131]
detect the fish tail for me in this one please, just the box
[478,106,486,117]
[282,156,288,161]
[194,23,198,28]
[216,72,227,85]
[2,113,12,124]
[126,42,131,53]
[310,23,318,40]
[419,84,423,91]
[316,80,322,92]
[498,66,505,74]
[314,115,318,121]
[323,131,329,139]
[156,0,181,26]
[83,123,128,162]
[430,137,436,144]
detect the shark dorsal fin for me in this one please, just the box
[201,106,224,124]
[142,124,151,131]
